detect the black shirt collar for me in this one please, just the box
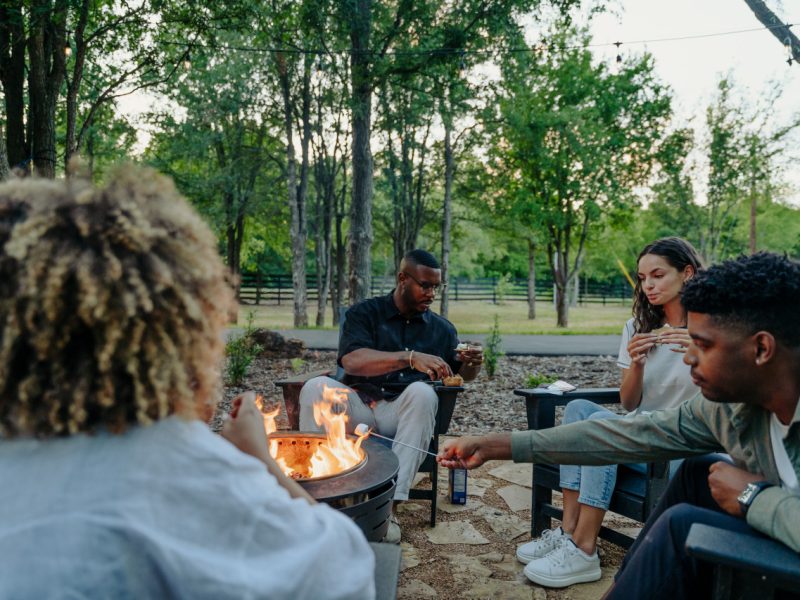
[383,290,429,323]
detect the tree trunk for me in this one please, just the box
[552,248,569,327]
[0,125,9,180]
[749,189,757,254]
[440,117,454,318]
[314,158,334,327]
[28,0,67,178]
[555,281,568,327]
[333,163,347,324]
[347,0,373,304]
[64,0,90,171]
[277,52,308,328]
[743,0,800,63]
[527,239,536,319]
[0,2,28,170]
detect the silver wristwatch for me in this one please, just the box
[737,481,773,516]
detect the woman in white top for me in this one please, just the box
[517,237,704,589]
[0,169,375,599]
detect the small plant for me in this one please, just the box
[225,312,262,386]
[289,357,306,372]
[494,272,512,304]
[525,372,557,388]
[484,314,504,378]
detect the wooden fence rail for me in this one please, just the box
[238,273,631,306]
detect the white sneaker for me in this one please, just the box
[383,514,401,544]
[523,539,601,588]
[516,527,571,564]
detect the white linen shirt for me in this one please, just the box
[617,317,700,412]
[0,417,375,599]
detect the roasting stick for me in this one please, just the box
[354,423,438,458]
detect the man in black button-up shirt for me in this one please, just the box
[299,249,483,542]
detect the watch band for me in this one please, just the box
[738,480,773,516]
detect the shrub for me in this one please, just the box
[484,314,504,378]
[494,273,512,304]
[225,312,263,386]
[525,372,556,388]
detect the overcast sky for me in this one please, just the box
[588,0,800,204]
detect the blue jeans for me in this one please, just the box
[559,399,681,510]
[609,454,751,600]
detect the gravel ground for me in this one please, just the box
[213,351,622,434]
[213,350,631,599]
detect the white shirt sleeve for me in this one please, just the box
[617,318,635,369]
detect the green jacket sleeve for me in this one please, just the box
[746,485,800,553]
[511,395,724,465]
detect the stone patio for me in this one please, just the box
[395,441,641,600]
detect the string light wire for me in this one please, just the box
[154,21,796,59]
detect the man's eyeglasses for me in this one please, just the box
[402,271,445,293]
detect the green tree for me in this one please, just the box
[491,25,672,326]
[147,38,283,283]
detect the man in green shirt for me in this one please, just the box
[438,252,800,598]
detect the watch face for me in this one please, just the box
[738,484,757,505]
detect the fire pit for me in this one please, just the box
[270,432,399,541]
[259,384,400,541]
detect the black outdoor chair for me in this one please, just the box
[275,310,463,527]
[514,387,670,549]
[685,523,800,599]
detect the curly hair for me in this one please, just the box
[682,252,800,348]
[0,166,235,438]
[632,237,704,333]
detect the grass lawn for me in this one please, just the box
[236,299,632,335]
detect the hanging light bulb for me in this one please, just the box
[611,41,622,74]
[64,43,72,57]
[182,52,191,70]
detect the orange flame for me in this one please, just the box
[260,387,367,479]
[308,385,366,478]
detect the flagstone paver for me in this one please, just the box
[489,463,534,487]
[436,494,484,514]
[497,554,526,575]
[497,483,533,512]
[398,579,438,599]
[466,476,493,497]
[463,579,540,600]
[443,553,494,579]
[477,505,530,539]
[400,542,421,571]
[425,520,491,545]
[557,567,616,600]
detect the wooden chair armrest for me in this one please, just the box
[275,369,333,430]
[275,369,334,387]
[514,387,621,430]
[433,385,464,435]
[685,524,800,593]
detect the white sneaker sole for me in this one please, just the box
[516,548,544,565]
[524,566,601,588]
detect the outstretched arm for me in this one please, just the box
[437,433,512,469]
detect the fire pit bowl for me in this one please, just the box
[269,432,367,481]
[274,432,399,542]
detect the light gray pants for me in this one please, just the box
[298,376,438,500]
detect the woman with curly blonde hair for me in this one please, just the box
[0,167,374,599]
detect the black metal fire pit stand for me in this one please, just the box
[298,438,399,542]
